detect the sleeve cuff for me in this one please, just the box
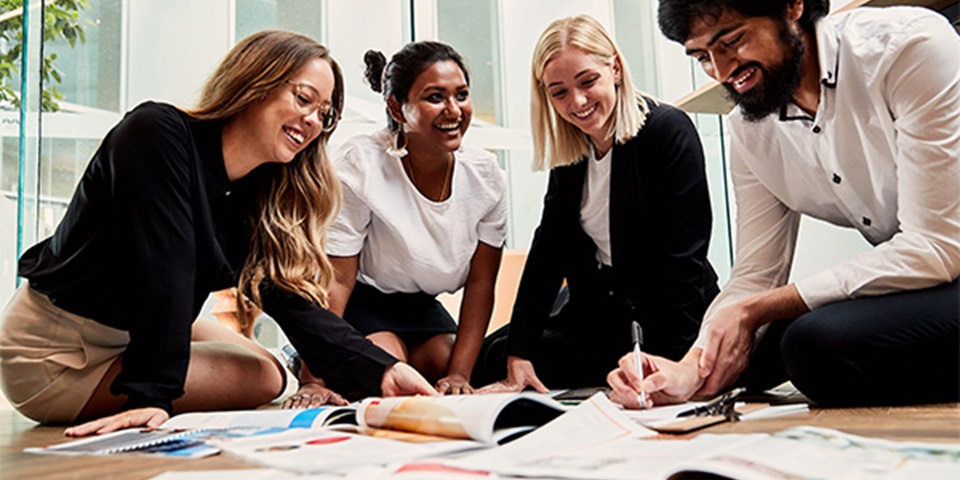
[121,393,174,415]
[340,347,398,396]
[478,231,506,248]
[794,269,846,310]
[325,238,362,257]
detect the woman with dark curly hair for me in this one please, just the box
[286,41,507,407]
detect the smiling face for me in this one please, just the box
[683,8,805,121]
[395,60,472,159]
[540,46,621,147]
[238,57,336,166]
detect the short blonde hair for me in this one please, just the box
[531,15,651,170]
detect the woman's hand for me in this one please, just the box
[435,373,474,395]
[477,356,549,394]
[282,382,348,409]
[64,407,169,437]
[381,362,438,397]
[607,350,703,409]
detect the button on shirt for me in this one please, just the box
[697,7,960,346]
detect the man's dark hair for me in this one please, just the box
[658,0,830,44]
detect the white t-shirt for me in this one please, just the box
[580,147,613,266]
[327,128,508,295]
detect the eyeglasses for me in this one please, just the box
[286,81,339,132]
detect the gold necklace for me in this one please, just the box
[403,155,453,201]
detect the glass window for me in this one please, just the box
[436,0,501,125]
[45,0,122,112]
[5,0,745,301]
[33,0,122,240]
[612,0,660,95]
[236,0,324,43]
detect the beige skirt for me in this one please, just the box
[0,283,129,424]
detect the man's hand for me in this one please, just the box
[697,302,759,397]
[698,285,809,397]
[477,356,549,394]
[381,362,438,397]
[607,350,703,409]
[64,407,170,437]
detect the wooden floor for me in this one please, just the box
[2,403,958,479]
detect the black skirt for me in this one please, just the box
[342,282,457,342]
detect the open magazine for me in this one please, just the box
[204,393,566,473]
[357,392,567,445]
[450,394,960,480]
[24,428,223,458]
[204,393,563,474]
[161,405,357,430]
[662,426,960,480]
[26,393,564,458]
[25,405,357,457]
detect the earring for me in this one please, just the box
[386,128,408,158]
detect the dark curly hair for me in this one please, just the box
[658,0,829,44]
[363,41,470,132]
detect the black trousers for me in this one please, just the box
[473,281,629,389]
[738,278,960,406]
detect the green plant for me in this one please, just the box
[0,0,91,112]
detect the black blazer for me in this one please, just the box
[506,100,719,361]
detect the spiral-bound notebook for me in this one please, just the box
[24,428,220,458]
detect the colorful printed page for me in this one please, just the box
[357,392,566,445]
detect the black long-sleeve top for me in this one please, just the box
[19,102,396,413]
[507,101,719,361]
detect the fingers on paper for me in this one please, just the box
[476,380,518,394]
[66,408,169,437]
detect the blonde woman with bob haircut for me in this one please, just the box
[475,15,719,392]
[0,30,434,435]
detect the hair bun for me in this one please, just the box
[363,50,387,93]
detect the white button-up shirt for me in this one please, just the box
[697,7,960,347]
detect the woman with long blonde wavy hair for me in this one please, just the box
[0,30,434,436]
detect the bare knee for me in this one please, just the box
[409,334,454,383]
[367,331,409,363]
[180,342,284,411]
[249,350,286,401]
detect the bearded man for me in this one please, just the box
[608,0,959,407]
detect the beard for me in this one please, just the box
[723,19,806,122]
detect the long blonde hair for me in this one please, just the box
[189,30,343,315]
[531,15,651,170]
